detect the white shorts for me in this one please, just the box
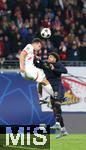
[21,65,46,83]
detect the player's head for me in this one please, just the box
[32,38,42,51]
[48,52,60,63]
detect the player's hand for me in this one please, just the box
[35,56,41,60]
[49,64,55,70]
[43,62,49,68]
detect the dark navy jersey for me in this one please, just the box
[34,59,67,83]
[34,59,68,100]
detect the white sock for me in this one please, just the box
[42,85,50,101]
[43,84,54,96]
[20,72,25,78]
[61,127,66,131]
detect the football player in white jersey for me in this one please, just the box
[19,38,53,96]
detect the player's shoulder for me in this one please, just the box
[56,61,63,67]
[23,44,33,52]
[25,44,33,49]
[56,61,61,65]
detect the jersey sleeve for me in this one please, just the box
[23,44,33,54]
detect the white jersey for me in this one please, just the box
[21,43,46,82]
[23,44,34,67]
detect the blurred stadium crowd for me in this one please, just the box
[0,0,86,63]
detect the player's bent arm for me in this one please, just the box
[19,51,27,72]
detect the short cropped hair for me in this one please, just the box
[32,38,42,44]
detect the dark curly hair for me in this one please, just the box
[49,52,60,62]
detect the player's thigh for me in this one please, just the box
[25,67,38,80]
[36,68,46,82]
[25,67,46,82]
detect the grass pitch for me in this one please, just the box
[0,134,86,150]
[50,134,86,150]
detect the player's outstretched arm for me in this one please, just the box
[19,51,27,72]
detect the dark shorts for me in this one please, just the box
[51,81,65,102]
